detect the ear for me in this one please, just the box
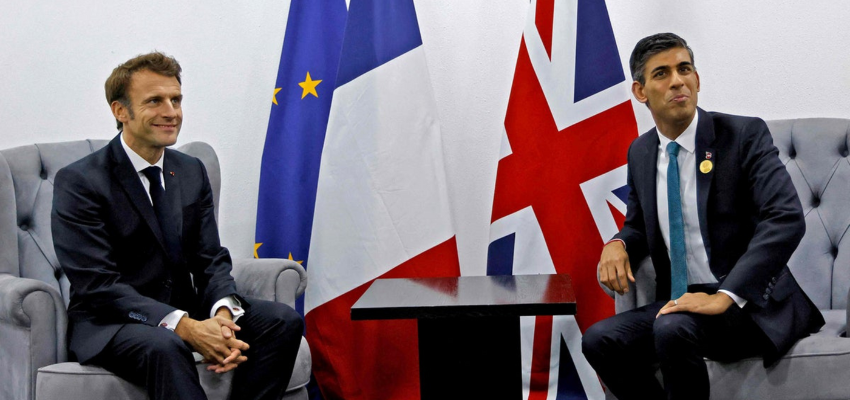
[632,81,648,104]
[695,70,700,92]
[111,101,129,124]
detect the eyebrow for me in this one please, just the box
[650,61,693,75]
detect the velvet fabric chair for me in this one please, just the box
[0,139,311,400]
[600,118,850,399]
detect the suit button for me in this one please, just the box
[765,288,772,294]
[763,294,770,300]
[771,277,777,283]
[164,279,173,289]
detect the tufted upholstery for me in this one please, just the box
[770,119,850,311]
[0,139,310,400]
[602,118,850,400]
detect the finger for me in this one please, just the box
[656,300,677,318]
[626,259,635,282]
[599,264,612,291]
[216,317,242,332]
[228,338,250,351]
[617,264,630,294]
[221,348,241,365]
[220,325,232,339]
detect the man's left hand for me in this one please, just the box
[206,307,249,373]
[656,292,734,318]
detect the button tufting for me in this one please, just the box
[788,148,796,159]
[19,223,29,231]
[833,247,839,257]
[811,197,820,207]
[842,149,850,158]
[40,169,47,180]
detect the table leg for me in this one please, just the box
[418,316,522,400]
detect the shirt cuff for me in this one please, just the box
[719,289,748,308]
[605,238,626,250]
[211,296,245,322]
[159,309,188,331]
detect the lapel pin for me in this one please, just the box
[705,151,712,160]
[169,171,175,176]
[700,160,713,174]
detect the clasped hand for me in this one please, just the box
[175,313,250,374]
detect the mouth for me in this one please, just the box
[669,94,689,103]
[152,123,178,130]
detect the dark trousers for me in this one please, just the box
[90,299,303,400]
[581,300,764,400]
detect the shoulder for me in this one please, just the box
[55,144,111,188]
[707,111,769,136]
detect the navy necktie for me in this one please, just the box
[141,166,182,264]
[666,142,688,298]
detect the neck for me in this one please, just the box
[655,111,696,141]
[122,131,164,165]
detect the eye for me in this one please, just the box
[679,65,692,73]
[654,70,666,79]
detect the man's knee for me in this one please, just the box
[653,314,697,352]
[582,320,613,362]
[144,330,194,362]
[263,303,303,342]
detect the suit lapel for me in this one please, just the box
[162,151,183,241]
[107,136,167,252]
[640,129,660,248]
[694,108,715,261]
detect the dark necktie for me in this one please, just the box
[141,166,182,264]
[667,142,688,298]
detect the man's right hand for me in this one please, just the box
[174,315,250,369]
[598,240,634,295]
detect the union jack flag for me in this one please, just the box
[488,0,638,398]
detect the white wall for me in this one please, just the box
[2,1,849,272]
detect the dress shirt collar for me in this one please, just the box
[120,132,164,172]
[656,112,699,155]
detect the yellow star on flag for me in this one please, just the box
[254,243,263,259]
[288,252,304,264]
[272,88,282,105]
[298,72,322,99]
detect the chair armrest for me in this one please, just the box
[0,273,68,399]
[231,259,307,308]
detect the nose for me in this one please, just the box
[670,71,685,88]
[161,101,178,119]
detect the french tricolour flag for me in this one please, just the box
[489,0,639,398]
[303,0,460,399]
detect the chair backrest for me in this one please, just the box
[0,139,220,307]
[767,118,850,310]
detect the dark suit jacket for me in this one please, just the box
[614,108,824,365]
[52,134,244,363]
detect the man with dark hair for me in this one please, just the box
[52,51,303,400]
[581,33,823,399]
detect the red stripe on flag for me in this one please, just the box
[306,237,461,400]
[535,0,555,60]
[528,315,554,400]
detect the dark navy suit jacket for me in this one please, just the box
[614,108,824,365]
[52,134,244,363]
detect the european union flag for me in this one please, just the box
[255,0,347,318]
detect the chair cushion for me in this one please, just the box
[36,337,312,400]
[706,310,850,400]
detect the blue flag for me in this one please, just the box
[255,0,347,318]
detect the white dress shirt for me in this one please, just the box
[120,134,244,330]
[655,115,746,308]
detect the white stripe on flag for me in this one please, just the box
[306,46,454,313]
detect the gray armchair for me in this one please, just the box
[0,139,311,400]
[600,118,850,399]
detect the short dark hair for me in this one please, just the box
[629,33,695,85]
[105,52,182,130]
